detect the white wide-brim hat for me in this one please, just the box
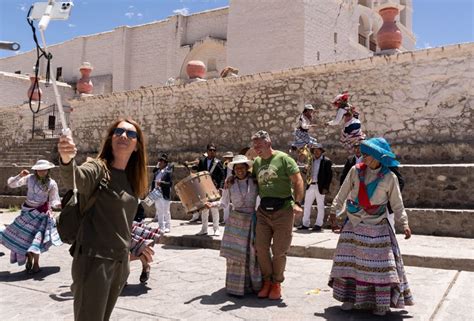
[31,159,55,171]
[79,62,93,70]
[228,155,253,170]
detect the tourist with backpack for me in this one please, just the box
[57,118,149,321]
[0,160,62,274]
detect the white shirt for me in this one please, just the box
[7,174,61,208]
[311,156,322,183]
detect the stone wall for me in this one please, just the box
[66,43,473,164]
[1,164,472,209]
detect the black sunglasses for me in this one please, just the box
[113,127,138,139]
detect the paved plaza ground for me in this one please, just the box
[0,210,473,321]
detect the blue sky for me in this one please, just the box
[0,0,472,58]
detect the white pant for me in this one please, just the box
[303,184,326,227]
[154,198,171,230]
[200,207,220,233]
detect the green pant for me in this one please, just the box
[71,252,130,321]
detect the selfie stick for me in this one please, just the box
[38,1,77,204]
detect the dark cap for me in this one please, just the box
[251,130,270,141]
[158,153,169,162]
[207,143,216,151]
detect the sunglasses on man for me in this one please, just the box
[113,127,138,139]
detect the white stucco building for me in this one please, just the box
[0,0,414,97]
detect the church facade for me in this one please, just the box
[0,0,414,95]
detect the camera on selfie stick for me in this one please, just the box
[28,1,77,202]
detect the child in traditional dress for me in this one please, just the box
[328,137,414,316]
[0,160,62,274]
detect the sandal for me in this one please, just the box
[139,268,150,283]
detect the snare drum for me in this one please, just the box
[143,188,163,207]
[174,171,220,213]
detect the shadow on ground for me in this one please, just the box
[185,287,288,311]
[314,306,413,321]
[0,266,60,281]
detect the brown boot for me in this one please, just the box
[257,281,272,298]
[268,282,282,300]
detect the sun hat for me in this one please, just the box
[303,104,315,111]
[31,159,55,171]
[228,155,253,170]
[360,137,400,167]
[308,142,325,152]
[222,151,234,158]
[79,62,93,70]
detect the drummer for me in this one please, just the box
[195,143,225,236]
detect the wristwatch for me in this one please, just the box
[294,201,302,207]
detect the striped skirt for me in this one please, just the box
[220,210,261,296]
[130,221,161,257]
[292,129,318,149]
[0,206,62,265]
[329,220,414,312]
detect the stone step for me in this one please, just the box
[0,195,472,238]
[155,219,474,272]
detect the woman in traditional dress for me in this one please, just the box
[327,92,366,151]
[292,104,318,149]
[0,160,62,274]
[206,154,261,296]
[328,137,414,316]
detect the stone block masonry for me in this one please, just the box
[0,43,472,165]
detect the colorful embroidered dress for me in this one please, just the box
[329,163,413,313]
[211,177,262,296]
[0,174,62,265]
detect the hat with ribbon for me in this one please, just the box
[31,159,55,171]
[228,154,253,170]
[360,137,400,167]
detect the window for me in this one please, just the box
[56,67,62,80]
[14,70,21,74]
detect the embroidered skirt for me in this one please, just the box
[129,221,161,257]
[0,206,62,265]
[220,210,261,296]
[292,129,318,149]
[328,220,414,312]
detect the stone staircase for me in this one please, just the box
[0,138,59,167]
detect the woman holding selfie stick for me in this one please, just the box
[58,118,149,321]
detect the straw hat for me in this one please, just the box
[79,62,93,70]
[31,159,55,171]
[228,155,253,170]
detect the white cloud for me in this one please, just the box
[19,4,28,12]
[125,12,134,18]
[173,8,189,15]
[423,42,432,49]
[68,23,76,28]
[129,5,135,9]
[137,13,143,18]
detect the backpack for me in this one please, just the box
[57,168,109,244]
